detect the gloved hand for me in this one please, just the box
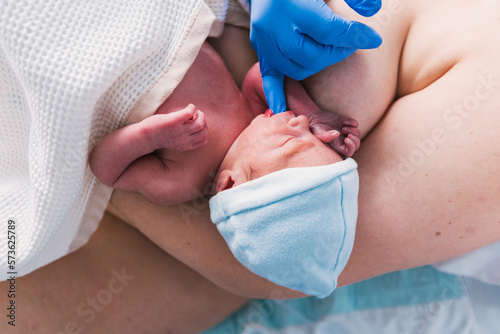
[249,0,383,114]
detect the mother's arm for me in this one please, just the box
[309,0,500,286]
[338,64,500,286]
[107,191,308,299]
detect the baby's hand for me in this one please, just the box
[143,104,208,152]
[308,109,361,157]
[284,78,360,157]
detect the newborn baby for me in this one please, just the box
[90,45,360,206]
[90,43,360,298]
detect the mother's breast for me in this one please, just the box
[302,0,500,138]
[302,0,415,138]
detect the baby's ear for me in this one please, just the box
[214,170,236,194]
[213,168,249,194]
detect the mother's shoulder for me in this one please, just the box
[397,0,500,97]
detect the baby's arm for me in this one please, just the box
[242,63,361,157]
[89,104,207,196]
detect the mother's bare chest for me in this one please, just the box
[303,0,500,137]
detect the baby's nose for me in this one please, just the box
[288,115,309,128]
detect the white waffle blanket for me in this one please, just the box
[0,0,227,280]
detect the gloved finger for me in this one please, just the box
[295,8,382,49]
[292,0,346,34]
[285,33,357,74]
[335,20,382,49]
[261,71,287,114]
[344,0,382,17]
[271,56,312,82]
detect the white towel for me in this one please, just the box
[0,0,227,280]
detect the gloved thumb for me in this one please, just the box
[261,71,287,114]
[344,0,382,17]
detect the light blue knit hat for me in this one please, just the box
[209,158,359,298]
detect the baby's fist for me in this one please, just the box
[308,109,361,157]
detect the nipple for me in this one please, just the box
[265,109,274,117]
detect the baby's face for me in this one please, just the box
[214,112,342,193]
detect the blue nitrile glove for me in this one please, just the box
[249,0,383,114]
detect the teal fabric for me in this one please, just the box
[204,266,464,333]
